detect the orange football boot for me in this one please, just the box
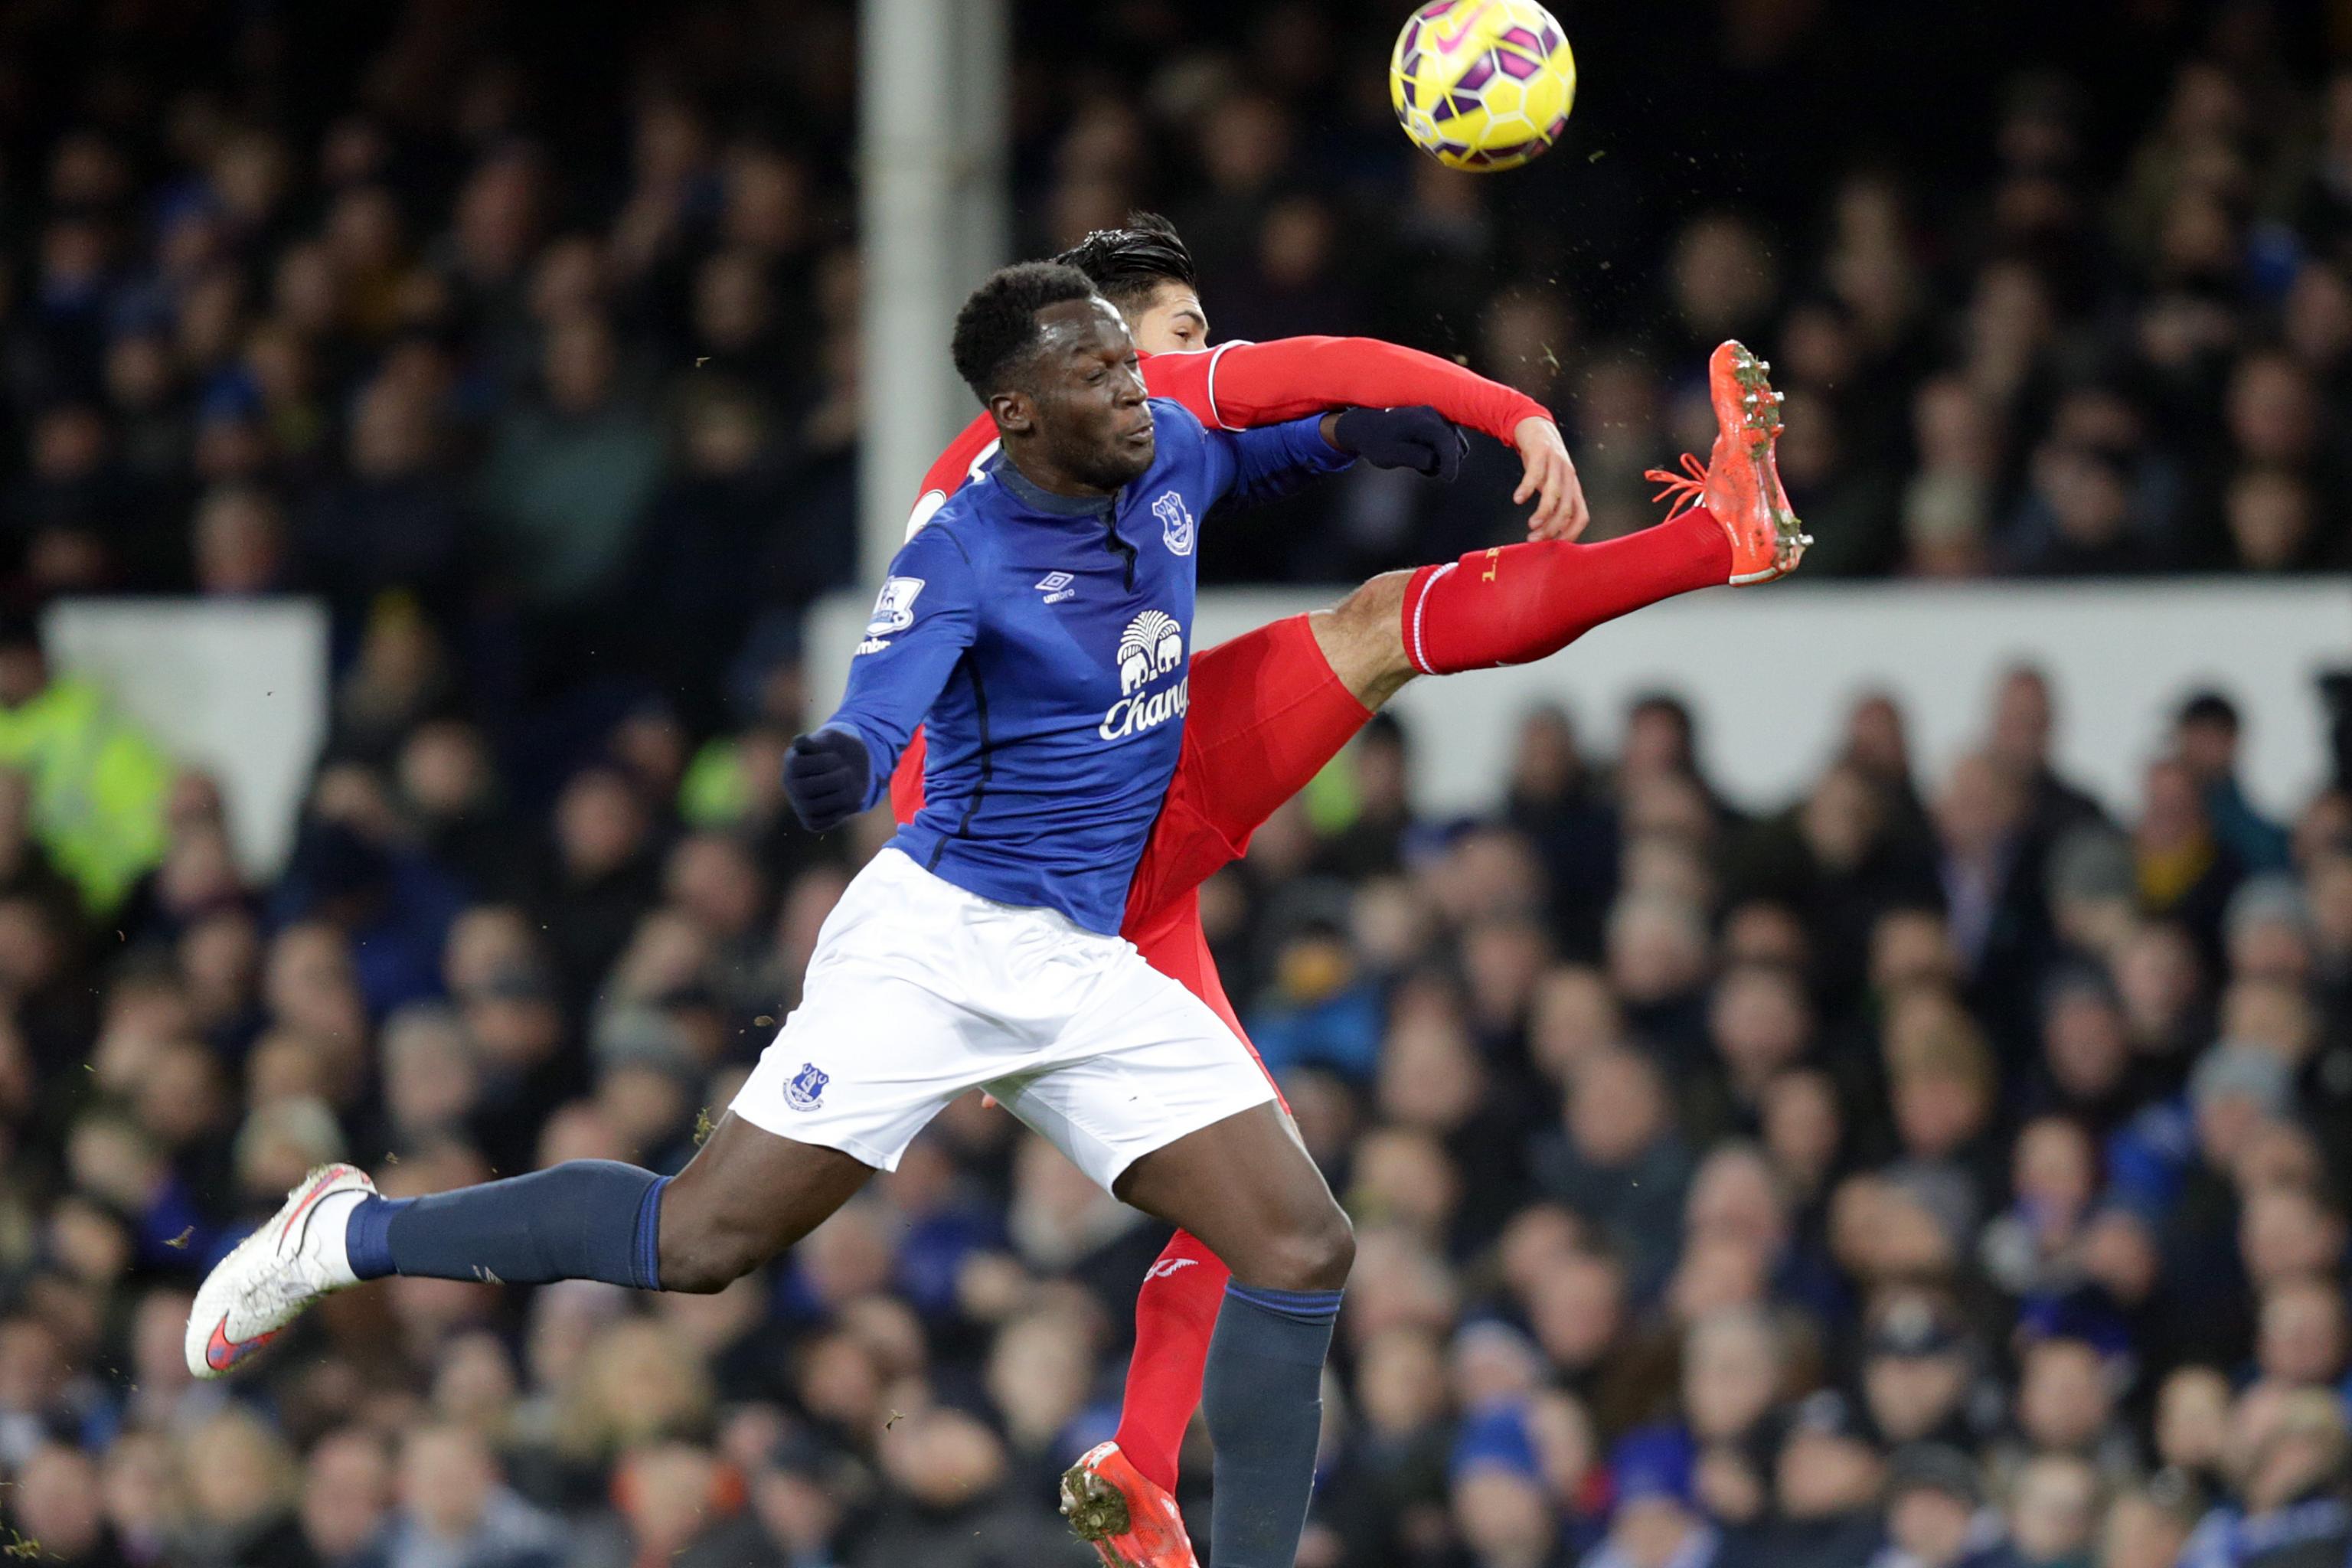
[1060,1442,1200,1568]
[1645,339,1809,584]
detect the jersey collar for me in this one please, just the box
[990,450,1119,517]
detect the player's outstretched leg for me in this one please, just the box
[185,1114,872,1378]
[1385,335,1807,681]
[1116,1103,1354,1568]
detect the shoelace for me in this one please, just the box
[1642,450,1710,518]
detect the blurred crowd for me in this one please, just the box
[1014,0,2352,583]
[4,620,2352,1568]
[0,1,2350,1567]
[0,0,2343,667]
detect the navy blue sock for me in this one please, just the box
[1200,1283,1343,1567]
[345,1161,670,1289]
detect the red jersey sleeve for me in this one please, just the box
[1145,337,1550,446]
[907,413,1003,537]
[1138,349,1224,426]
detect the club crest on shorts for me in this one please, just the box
[1153,490,1195,556]
[785,1062,829,1111]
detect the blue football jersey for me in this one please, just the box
[819,398,1349,933]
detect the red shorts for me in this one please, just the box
[1121,613,1370,933]
[1119,615,1372,1069]
[887,615,1372,1091]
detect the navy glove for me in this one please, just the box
[1331,406,1468,481]
[784,728,871,834]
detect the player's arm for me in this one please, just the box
[1208,407,1478,511]
[1150,337,1586,539]
[786,528,977,833]
[879,416,1004,828]
[1210,412,1357,508]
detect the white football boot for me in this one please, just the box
[185,1162,375,1378]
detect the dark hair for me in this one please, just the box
[2179,690,2239,732]
[950,261,1100,403]
[1054,211,1197,312]
[0,610,40,654]
[1628,691,1694,739]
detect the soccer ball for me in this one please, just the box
[1390,0,1577,172]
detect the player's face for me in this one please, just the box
[1023,296,1154,491]
[1129,281,1210,354]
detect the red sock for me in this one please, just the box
[1112,1230,1232,1494]
[1400,507,1733,675]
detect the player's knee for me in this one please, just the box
[654,1198,770,1295]
[1263,1200,1355,1292]
[1312,573,1416,708]
[1330,571,1410,638]
[656,1229,763,1295]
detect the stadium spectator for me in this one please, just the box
[360,1424,565,1568]
[0,616,175,914]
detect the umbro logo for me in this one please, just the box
[1035,571,1076,604]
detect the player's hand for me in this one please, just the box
[783,728,870,834]
[1514,416,1589,541]
[1331,406,1468,480]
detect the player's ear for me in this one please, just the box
[988,388,1034,436]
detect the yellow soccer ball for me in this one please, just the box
[1390,0,1578,172]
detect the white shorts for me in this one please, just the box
[731,848,1277,1191]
